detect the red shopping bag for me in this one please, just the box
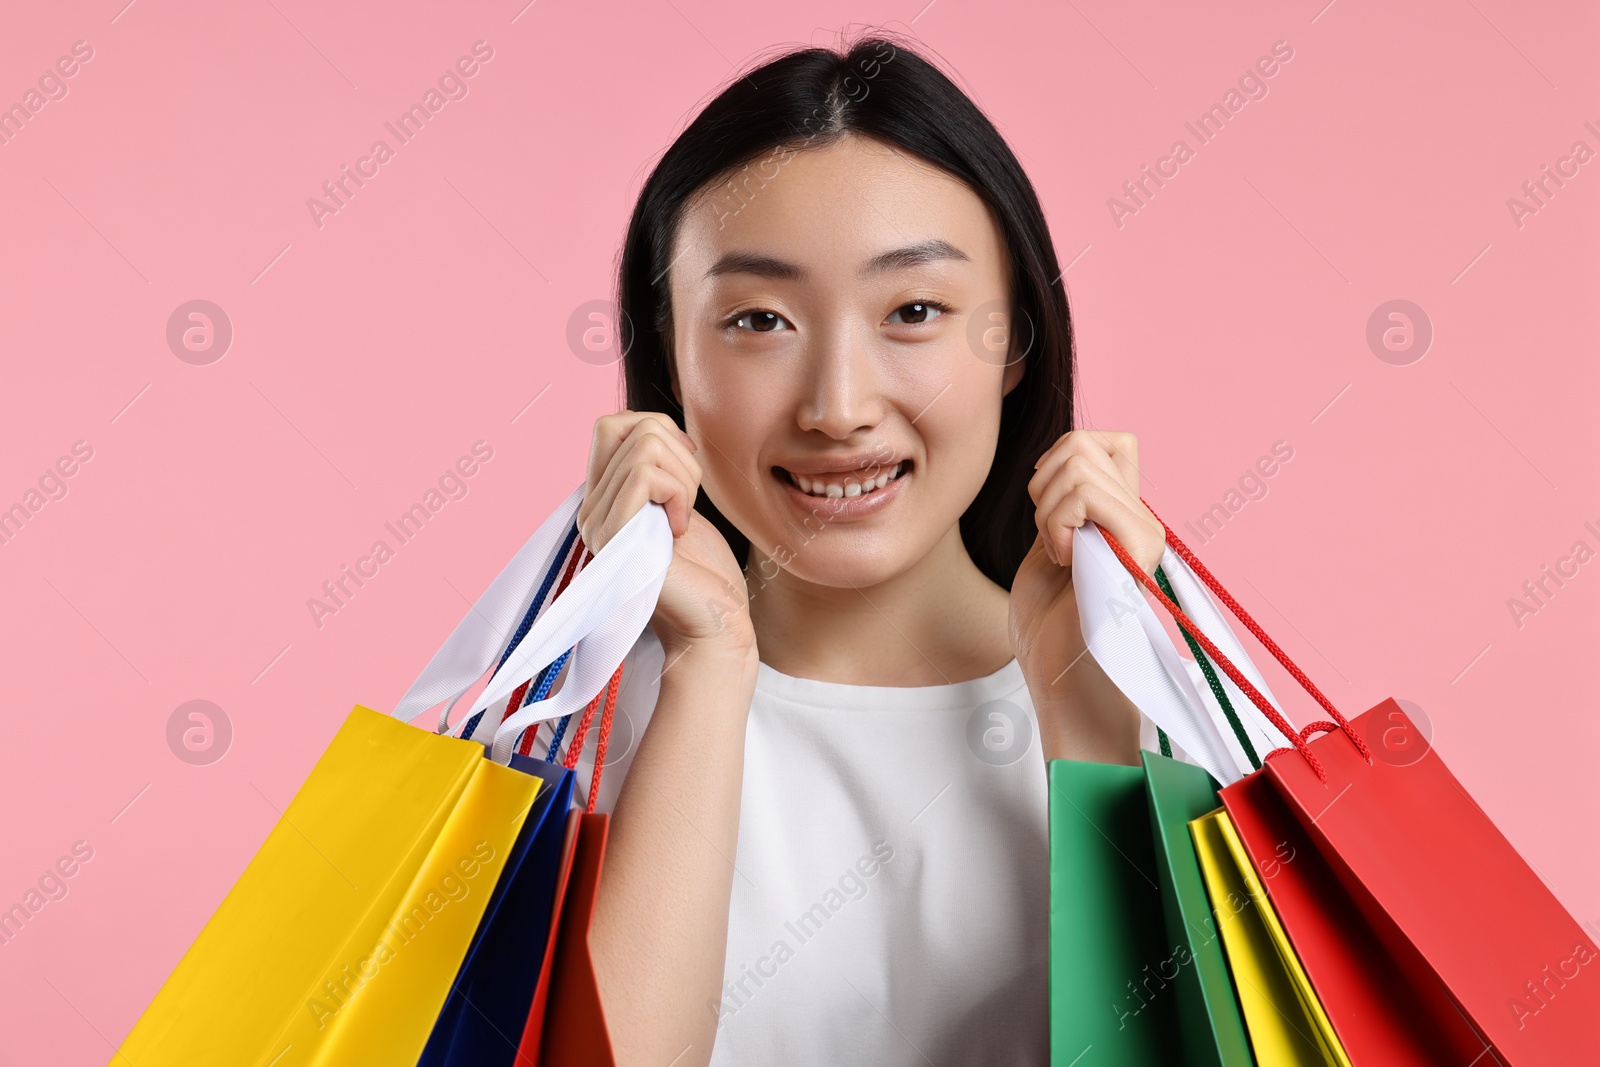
[536,812,614,1065]
[1100,509,1600,1066]
[1263,701,1596,1062]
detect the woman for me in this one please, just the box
[567,34,1165,1065]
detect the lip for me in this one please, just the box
[772,460,910,522]
[776,452,907,476]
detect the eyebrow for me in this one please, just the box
[703,238,970,281]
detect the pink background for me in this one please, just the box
[1,0,1595,1061]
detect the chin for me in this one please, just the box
[745,532,918,593]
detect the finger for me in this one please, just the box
[582,462,643,551]
[585,411,695,498]
[587,411,648,484]
[1038,479,1163,573]
[1033,457,1124,567]
[1030,429,1141,502]
[1039,483,1153,572]
[1083,429,1141,498]
[610,423,703,514]
[584,427,702,542]
[636,410,698,454]
[582,415,694,518]
[584,455,695,547]
[583,464,698,551]
[1029,430,1123,505]
[1033,453,1140,533]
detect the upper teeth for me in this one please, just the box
[789,461,905,498]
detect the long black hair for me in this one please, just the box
[617,34,1074,590]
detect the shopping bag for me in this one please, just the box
[1049,758,1183,1065]
[1263,701,1597,1063]
[1095,505,1600,1065]
[1141,752,1254,1067]
[1221,769,1485,1064]
[1099,520,1486,1062]
[114,707,540,1067]
[119,482,668,1067]
[1190,807,1350,1066]
[526,659,627,1065]
[517,806,583,1059]
[116,491,615,1067]
[536,812,616,1064]
[417,756,576,1067]
[1049,754,1266,1067]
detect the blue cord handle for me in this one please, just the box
[457,522,579,741]
[545,711,574,763]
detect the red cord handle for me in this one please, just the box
[563,663,623,773]
[562,682,605,772]
[1096,502,1372,779]
[584,666,623,814]
[1097,529,1325,779]
[1144,502,1368,760]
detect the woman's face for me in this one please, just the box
[666,133,1023,589]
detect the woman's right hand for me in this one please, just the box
[577,410,754,660]
[579,413,755,1066]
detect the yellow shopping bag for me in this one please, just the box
[1189,808,1351,1067]
[116,706,541,1067]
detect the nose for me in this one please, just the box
[795,322,885,439]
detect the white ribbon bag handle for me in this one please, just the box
[476,500,672,764]
[391,483,585,734]
[1071,522,1286,785]
[1153,549,1288,768]
[391,480,672,766]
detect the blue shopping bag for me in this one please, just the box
[417,755,577,1067]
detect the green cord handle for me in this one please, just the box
[1152,565,1261,770]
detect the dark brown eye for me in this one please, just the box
[889,302,944,325]
[733,310,790,332]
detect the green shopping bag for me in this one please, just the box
[1049,758,1178,1064]
[1049,753,1255,1067]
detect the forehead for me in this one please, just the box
[672,134,1007,281]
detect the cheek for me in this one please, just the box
[908,352,1008,494]
[892,342,1007,456]
[677,352,774,457]
[923,393,1003,482]
[675,349,785,512]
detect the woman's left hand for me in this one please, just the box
[1008,429,1164,765]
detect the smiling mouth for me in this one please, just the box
[776,460,909,499]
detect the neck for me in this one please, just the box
[744,524,1014,686]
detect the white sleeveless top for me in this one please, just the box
[576,627,1053,1064]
